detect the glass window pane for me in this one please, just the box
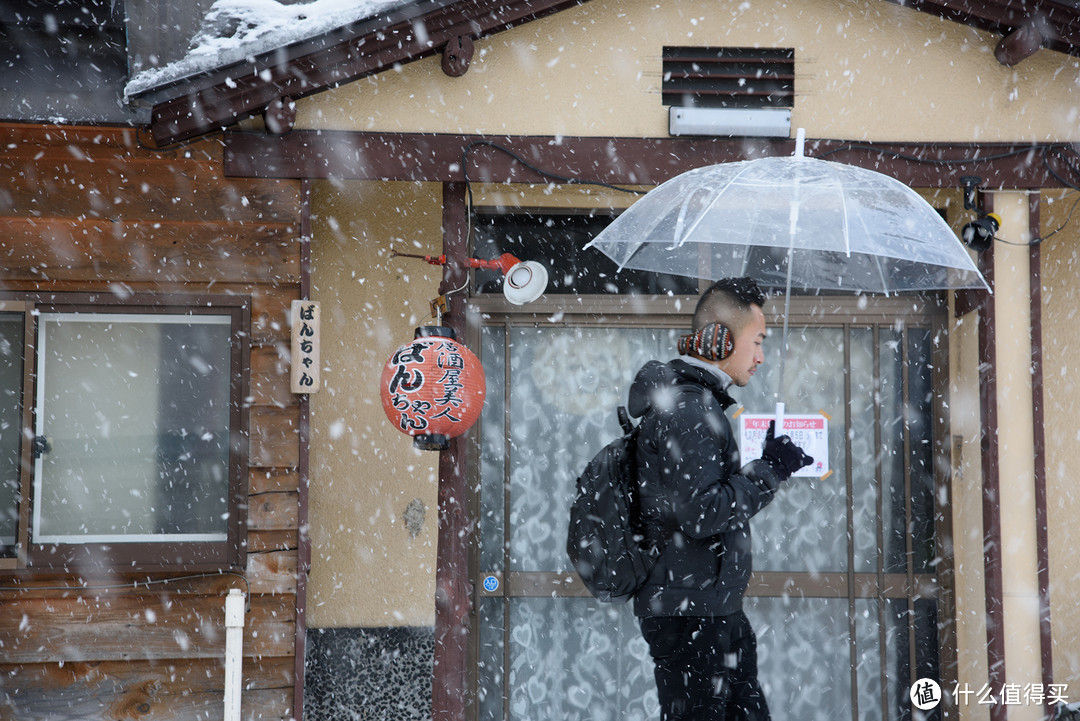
[907,329,936,573]
[880,330,907,574]
[913,599,941,701]
[479,326,506,574]
[506,597,655,721]
[745,326,849,573]
[477,596,506,721]
[855,598,884,721]
[0,313,24,548]
[34,313,232,543]
[747,596,852,719]
[885,598,941,721]
[472,213,698,296]
[850,328,879,573]
[474,302,948,721]
[505,326,680,573]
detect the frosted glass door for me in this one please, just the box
[473,316,948,721]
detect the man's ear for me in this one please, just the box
[677,322,734,361]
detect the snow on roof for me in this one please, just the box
[125,0,415,99]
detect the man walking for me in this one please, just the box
[628,276,813,720]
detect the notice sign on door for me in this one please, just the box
[739,413,829,478]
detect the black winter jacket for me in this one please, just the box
[629,358,784,618]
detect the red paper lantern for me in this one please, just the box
[380,326,486,450]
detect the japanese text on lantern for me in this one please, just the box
[291,300,320,394]
[387,340,469,432]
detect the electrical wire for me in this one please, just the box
[0,571,252,598]
[993,191,1080,247]
[460,140,648,201]
[815,141,1052,166]
[816,142,1080,192]
[815,142,1080,246]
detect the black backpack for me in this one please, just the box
[566,406,661,604]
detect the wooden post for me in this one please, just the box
[294,178,313,721]
[432,182,471,721]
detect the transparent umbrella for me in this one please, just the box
[584,131,989,423]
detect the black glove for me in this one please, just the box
[761,420,814,478]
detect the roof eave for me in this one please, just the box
[884,0,1080,59]
[145,0,1080,147]
[129,0,455,108]
[144,0,590,146]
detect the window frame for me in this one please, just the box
[0,291,250,573]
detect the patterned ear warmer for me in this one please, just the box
[677,322,734,361]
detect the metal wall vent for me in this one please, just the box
[662,47,795,109]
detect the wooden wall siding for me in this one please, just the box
[0,124,304,721]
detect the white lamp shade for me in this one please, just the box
[502,260,548,305]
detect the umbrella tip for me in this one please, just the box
[794,128,806,158]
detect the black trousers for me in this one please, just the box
[640,610,770,721]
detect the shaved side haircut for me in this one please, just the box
[692,276,767,334]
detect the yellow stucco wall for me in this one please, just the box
[991,193,1043,721]
[1039,190,1080,688]
[949,288,989,721]
[307,180,445,628]
[297,0,1080,142]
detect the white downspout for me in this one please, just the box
[224,588,246,721]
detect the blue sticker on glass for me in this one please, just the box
[483,575,499,593]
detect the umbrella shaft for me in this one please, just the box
[776,248,794,405]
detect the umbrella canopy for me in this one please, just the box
[585,155,990,294]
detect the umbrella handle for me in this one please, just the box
[775,402,785,436]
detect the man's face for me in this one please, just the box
[717,305,767,387]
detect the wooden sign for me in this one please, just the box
[291,300,320,393]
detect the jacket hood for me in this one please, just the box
[627,358,735,419]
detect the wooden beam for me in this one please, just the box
[0,593,295,663]
[442,35,475,77]
[881,0,1080,59]
[223,130,1080,190]
[0,658,293,721]
[995,16,1050,66]
[1028,193,1055,719]
[976,193,1006,721]
[293,178,314,721]
[432,182,471,721]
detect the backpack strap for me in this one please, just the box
[620,404,675,565]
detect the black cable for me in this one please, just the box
[816,141,1080,192]
[813,142,1048,166]
[0,570,252,599]
[461,140,647,198]
[1040,146,1076,191]
[816,142,1080,246]
[1046,146,1080,190]
[994,191,1080,247]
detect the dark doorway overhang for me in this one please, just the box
[222,129,1080,190]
